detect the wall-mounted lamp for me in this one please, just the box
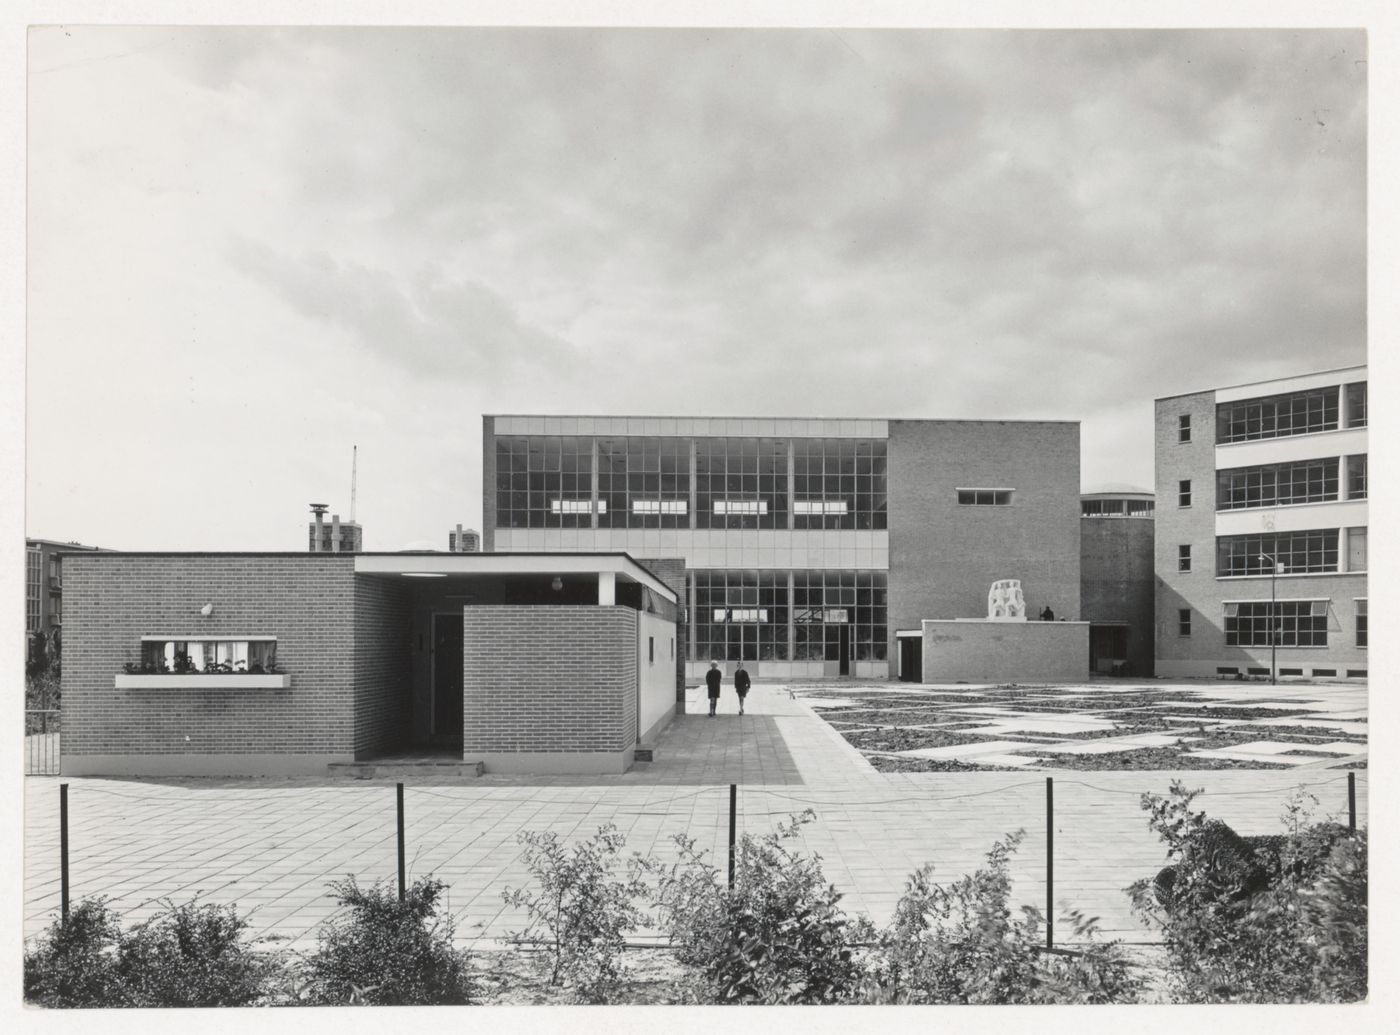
[551,576,563,592]
[199,603,214,617]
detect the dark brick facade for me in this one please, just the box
[886,420,1081,663]
[1080,517,1156,676]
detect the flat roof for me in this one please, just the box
[1155,363,1366,403]
[486,413,1078,424]
[59,550,678,603]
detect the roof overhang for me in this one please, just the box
[353,552,677,603]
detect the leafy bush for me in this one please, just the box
[648,810,864,1004]
[1129,781,1365,1003]
[24,898,124,1007]
[114,900,281,1006]
[864,831,1140,1004]
[301,876,474,1005]
[502,823,647,1003]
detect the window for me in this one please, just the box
[696,438,788,529]
[649,636,655,663]
[1224,600,1329,647]
[792,438,887,530]
[495,435,594,529]
[957,489,1013,506]
[1216,529,1338,577]
[1178,544,1192,572]
[598,436,690,529]
[1345,381,1367,427]
[1178,609,1191,636]
[1178,480,1192,507]
[1216,387,1339,443]
[1356,599,1367,648]
[1216,458,1338,510]
[670,637,675,660]
[1178,415,1191,442]
[1346,455,1367,500]
[137,637,278,673]
[1346,527,1367,572]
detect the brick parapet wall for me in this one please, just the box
[461,606,638,755]
[61,555,358,759]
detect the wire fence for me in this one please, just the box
[29,771,1363,952]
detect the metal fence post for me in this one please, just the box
[1347,772,1356,833]
[1046,776,1054,951]
[396,783,406,902]
[60,782,70,920]
[727,784,737,890]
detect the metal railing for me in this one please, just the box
[25,710,60,776]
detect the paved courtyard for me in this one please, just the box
[23,680,1367,953]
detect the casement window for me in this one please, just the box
[1345,381,1367,427]
[957,488,1013,506]
[1216,458,1338,510]
[1178,545,1192,573]
[1216,530,1338,577]
[1178,415,1191,442]
[1346,455,1367,500]
[1178,609,1192,636]
[1178,480,1192,507]
[1216,387,1339,443]
[1223,601,1329,647]
[1356,599,1367,648]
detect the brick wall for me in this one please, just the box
[887,421,1082,667]
[461,605,638,757]
[1081,517,1156,676]
[352,576,413,759]
[62,555,358,764]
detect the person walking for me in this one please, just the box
[705,660,722,717]
[734,662,751,716]
[1040,605,1055,622]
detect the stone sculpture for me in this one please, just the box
[986,579,1026,620]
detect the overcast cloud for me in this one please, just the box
[26,27,1366,550]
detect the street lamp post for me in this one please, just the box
[1259,553,1282,685]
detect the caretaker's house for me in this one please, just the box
[59,551,678,777]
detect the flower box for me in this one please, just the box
[113,673,292,690]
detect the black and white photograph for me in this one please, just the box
[6,1,1393,1025]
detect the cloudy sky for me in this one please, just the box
[26,25,1367,551]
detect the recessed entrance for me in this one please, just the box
[1089,623,1130,676]
[432,612,464,743]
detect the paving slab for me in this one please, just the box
[24,679,1368,951]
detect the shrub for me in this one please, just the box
[24,898,123,1007]
[301,876,474,1005]
[114,900,281,1006]
[648,810,864,1004]
[1128,781,1365,1003]
[864,831,1140,1004]
[502,823,647,1003]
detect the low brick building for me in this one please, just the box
[61,551,678,777]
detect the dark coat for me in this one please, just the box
[734,668,751,696]
[705,668,723,699]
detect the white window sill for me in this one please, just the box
[114,674,291,689]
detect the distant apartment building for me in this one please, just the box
[482,415,1083,680]
[307,504,362,553]
[1154,366,1367,680]
[449,525,481,552]
[1079,487,1155,677]
[25,538,105,643]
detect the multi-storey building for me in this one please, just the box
[483,415,1083,680]
[1154,366,1367,680]
[449,525,481,552]
[306,506,363,553]
[25,538,105,644]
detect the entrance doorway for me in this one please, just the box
[1089,623,1130,676]
[432,613,464,743]
[898,635,923,682]
[824,624,851,677]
